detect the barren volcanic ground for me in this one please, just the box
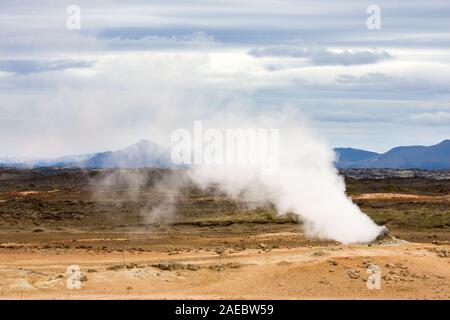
[0,168,448,299]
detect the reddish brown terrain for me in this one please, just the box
[0,168,448,299]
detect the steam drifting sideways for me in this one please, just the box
[172,112,384,244]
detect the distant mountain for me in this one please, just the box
[0,140,172,169]
[0,157,20,164]
[0,154,97,168]
[0,157,23,167]
[2,139,449,170]
[334,148,379,168]
[335,140,450,169]
[79,139,172,168]
[31,154,96,168]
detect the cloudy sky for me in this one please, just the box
[0,0,449,158]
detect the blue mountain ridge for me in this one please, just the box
[1,139,449,169]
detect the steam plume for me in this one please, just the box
[89,108,383,244]
[185,111,383,244]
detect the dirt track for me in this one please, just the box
[352,193,450,202]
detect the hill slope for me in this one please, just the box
[80,139,172,168]
[2,139,449,169]
[335,140,450,169]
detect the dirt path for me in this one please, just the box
[0,237,448,299]
[352,193,450,202]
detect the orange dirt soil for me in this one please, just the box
[0,231,448,300]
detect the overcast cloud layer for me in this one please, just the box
[0,0,449,158]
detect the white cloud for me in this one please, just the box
[248,46,392,66]
[0,0,449,157]
[409,112,450,125]
[0,59,93,75]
